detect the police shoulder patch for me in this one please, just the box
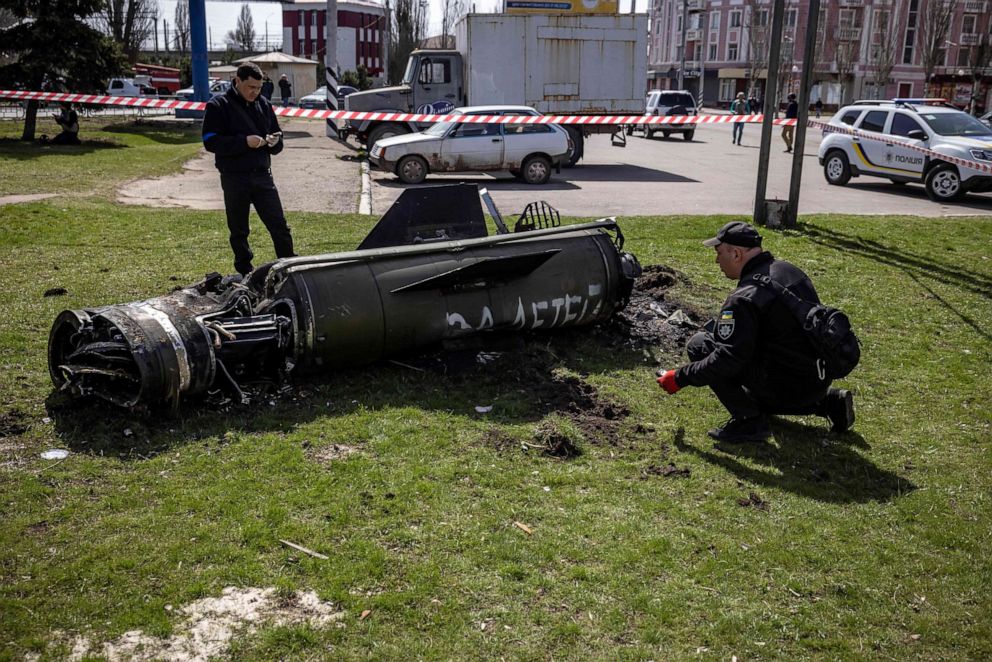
[716,309,735,340]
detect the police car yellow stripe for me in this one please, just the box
[851,141,919,175]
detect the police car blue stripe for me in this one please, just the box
[202,132,217,141]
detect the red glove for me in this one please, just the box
[656,369,681,394]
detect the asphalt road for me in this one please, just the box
[368,121,992,219]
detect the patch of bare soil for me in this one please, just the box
[0,409,30,437]
[737,492,770,511]
[308,443,359,465]
[642,463,691,478]
[600,264,708,352]
[63,586,344,662]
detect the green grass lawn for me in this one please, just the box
[0,118,990,660]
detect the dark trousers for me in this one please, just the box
[732,122,744,143]
[687,331,829,420]
[220,171,295,275]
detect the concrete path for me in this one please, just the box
[118,119,363,214]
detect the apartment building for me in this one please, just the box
[647,0,992,112]
[281,0,386,79]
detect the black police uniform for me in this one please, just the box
[676,251,832,420]
[202,86,295,275]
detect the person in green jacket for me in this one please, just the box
[731,92,748,145]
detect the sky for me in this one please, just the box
[147,0,649,52]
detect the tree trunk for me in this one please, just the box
[20,100,39,141]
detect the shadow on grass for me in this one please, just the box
[675,421,916,504]
[102,122,200,145]
[43,330,659,461]
[793,223,992,343]
[0,137,127,160]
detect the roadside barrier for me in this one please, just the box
[2,89,989,174]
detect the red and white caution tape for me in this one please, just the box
[3,89,989,174]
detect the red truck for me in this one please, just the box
[133,63,181,95]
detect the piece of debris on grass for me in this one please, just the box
[737,492,769,511]
[43,287,68,297]
[359,609,372,620]
[643,463,690,478]
[279,539,328,560]
[514,521,533,535]
[530,415,583,459]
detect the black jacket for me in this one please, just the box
[202,86,283,173]
[676,251,825,390]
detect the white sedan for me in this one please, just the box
[369,105,572,185]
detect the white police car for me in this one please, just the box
[818,99,992,202]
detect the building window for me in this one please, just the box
[839,8,862,29]
[708,43,717,60]
[903,0,918,64]
[728,42,739,60]
[298,10,303,24]
[956,47,971,67]
[298,39,305,55]
[677,15,682,32]
[785,9,796,27]
[730,11,741,28]
[754,9,768,27]
[962,14,976,34]
[709,11,720,30]
[719,78,736,101]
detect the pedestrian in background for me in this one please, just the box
[278,74,292,107]
[814,98,823,119]
[261,75,274,101]
[731,92,747,146]
[46,102,80,145]
[202,62,296,277]
[782,93,798,153]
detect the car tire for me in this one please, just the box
[564,127,584,168]
[823,150,851,186]
[924,163,964,202]
[366,124,409,152]
[521,155,552,185]
[683,130,695,141]
[396,155,428,185]
[646,128,655,139]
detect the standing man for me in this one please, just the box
[261,75,274,101]
[202,62,296,277]
[278,74,292,107]
[655,221,855,443]
[731,92,747,146]
[814,98,823,119]
[782,93,798,153]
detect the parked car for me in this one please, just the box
[639,89,698,140]
[369,105,572,185]
[106,78,158,97]
[818,99,992,202]
[298,85,358,109]
[980,110,992,129]
[175,79,231,101]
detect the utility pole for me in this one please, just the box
[752,0,785,225]
[678,0,687,90]
[784,0,820,227]
[190,0,210,104]
[325,0,341,138]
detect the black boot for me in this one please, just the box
[823,388,855,433]
[707,415,771,443]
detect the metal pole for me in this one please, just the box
[752,0,785,226]
[785,0,820,228]
[678,0,687,90]
[325,0,340,137]
[189,0,210,103]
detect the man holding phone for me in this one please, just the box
[202,62,296,277]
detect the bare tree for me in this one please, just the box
[966,31,992,114]
[867,1,903,99]
[743,0,768,99]
[440,0,465,49]
[388,0,428,84]
[918,0,953,97]
[226,4,256,52]
[97,0,157,62]
[174,0,190,56]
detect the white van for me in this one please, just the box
[107,78,158,97]
[642,90,698,141]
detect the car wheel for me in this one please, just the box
[646,128,655,139]
[683,130,695,141]
[662,130,671,139]
[564,127,583,168]
[521,155,552,185]
[366,124,409,152]
[823,150,851,186]
[925,163,964,202]
[396,155,428,185]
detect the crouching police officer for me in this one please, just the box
[656,221,855,443]
[202,62,296,276]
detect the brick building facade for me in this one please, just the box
[648,0,992,112]
[282,0,387,79]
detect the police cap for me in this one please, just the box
[702,221,763,248]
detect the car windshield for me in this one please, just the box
[423,110,463,136]
[918,112,992,137]
[307,86,327,97]
[659,93,694,107]
[401,59,418,86]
